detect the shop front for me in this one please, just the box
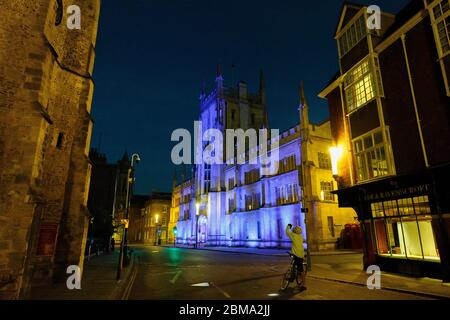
[334,165,450,281]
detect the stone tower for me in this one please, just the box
[0,0,101,299]
[189,67,269,243]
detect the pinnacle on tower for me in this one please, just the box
[259,69,266,105]
[216,63,224,96]
[299,81,310,135]
[300,81,308,109]
[216,63,222,79]
[200,81,206,100]
[259,69,265,92]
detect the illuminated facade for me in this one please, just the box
[319,1,450,280]
[129,192,172,245]
[171,69,356,250]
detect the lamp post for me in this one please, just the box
[195,202,200,248]
[117,153,140,280]
[298,83,312,272]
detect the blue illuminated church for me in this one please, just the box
[171,67,356,250]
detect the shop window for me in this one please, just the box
[371,202,384,218]
[417,216,440,261]
[374,219,390,254]
[386,217,406,257]
[370,196,440,262]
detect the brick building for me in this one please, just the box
[0,1,101,298]
[319,0,450,280]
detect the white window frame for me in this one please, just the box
[338,13,368,58]
[352,128,391,183]
[344,58,377,113]
[431,0,450,58]
[320,181,335,202]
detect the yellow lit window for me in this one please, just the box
[344,60,376,113]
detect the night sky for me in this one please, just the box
[91,0,410,195]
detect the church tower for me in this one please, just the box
[193,66,270,245]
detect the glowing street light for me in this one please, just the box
[195,202,200,216]
[330,145,343,176]
[155,214,159,224]
[195,202,200,248]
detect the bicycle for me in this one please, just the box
[280,253,307,291]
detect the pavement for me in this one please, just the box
[30,249,136,300]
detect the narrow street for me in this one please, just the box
[126,245,433,300]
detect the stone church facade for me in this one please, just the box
[171,69,357,251]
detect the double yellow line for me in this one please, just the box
[121,257,139,300]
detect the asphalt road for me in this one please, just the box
[126,245,432,300]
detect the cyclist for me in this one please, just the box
[286,224,306,290]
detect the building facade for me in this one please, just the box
[87,150,132,253]
[171,69,357,250]
[319,0,450,280]
[0,0,101,299]
[129,192,172,245]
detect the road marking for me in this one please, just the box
[122,261,138,300]
[191,282,210,287]
[170,271,182,284]
[210,282,231,299]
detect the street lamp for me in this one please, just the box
[195,202,200,248]
[330,145,343,177]
[117,153,140,280]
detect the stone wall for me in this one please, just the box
[0,0,100,299]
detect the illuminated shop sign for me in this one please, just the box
[364,184,430,202]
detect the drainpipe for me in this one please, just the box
[401,34,429,168]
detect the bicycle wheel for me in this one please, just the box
[295,268,302,286]
[280,269,292,291]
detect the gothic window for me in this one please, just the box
[318,152,331,169]
[320,181,334,201]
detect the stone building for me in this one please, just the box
[129,192,172,245]
[87,150,122,253]
[0,1,101,299]
[319,0,450,279]
[171,69,357,250]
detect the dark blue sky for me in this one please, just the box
[91,0,410,195]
